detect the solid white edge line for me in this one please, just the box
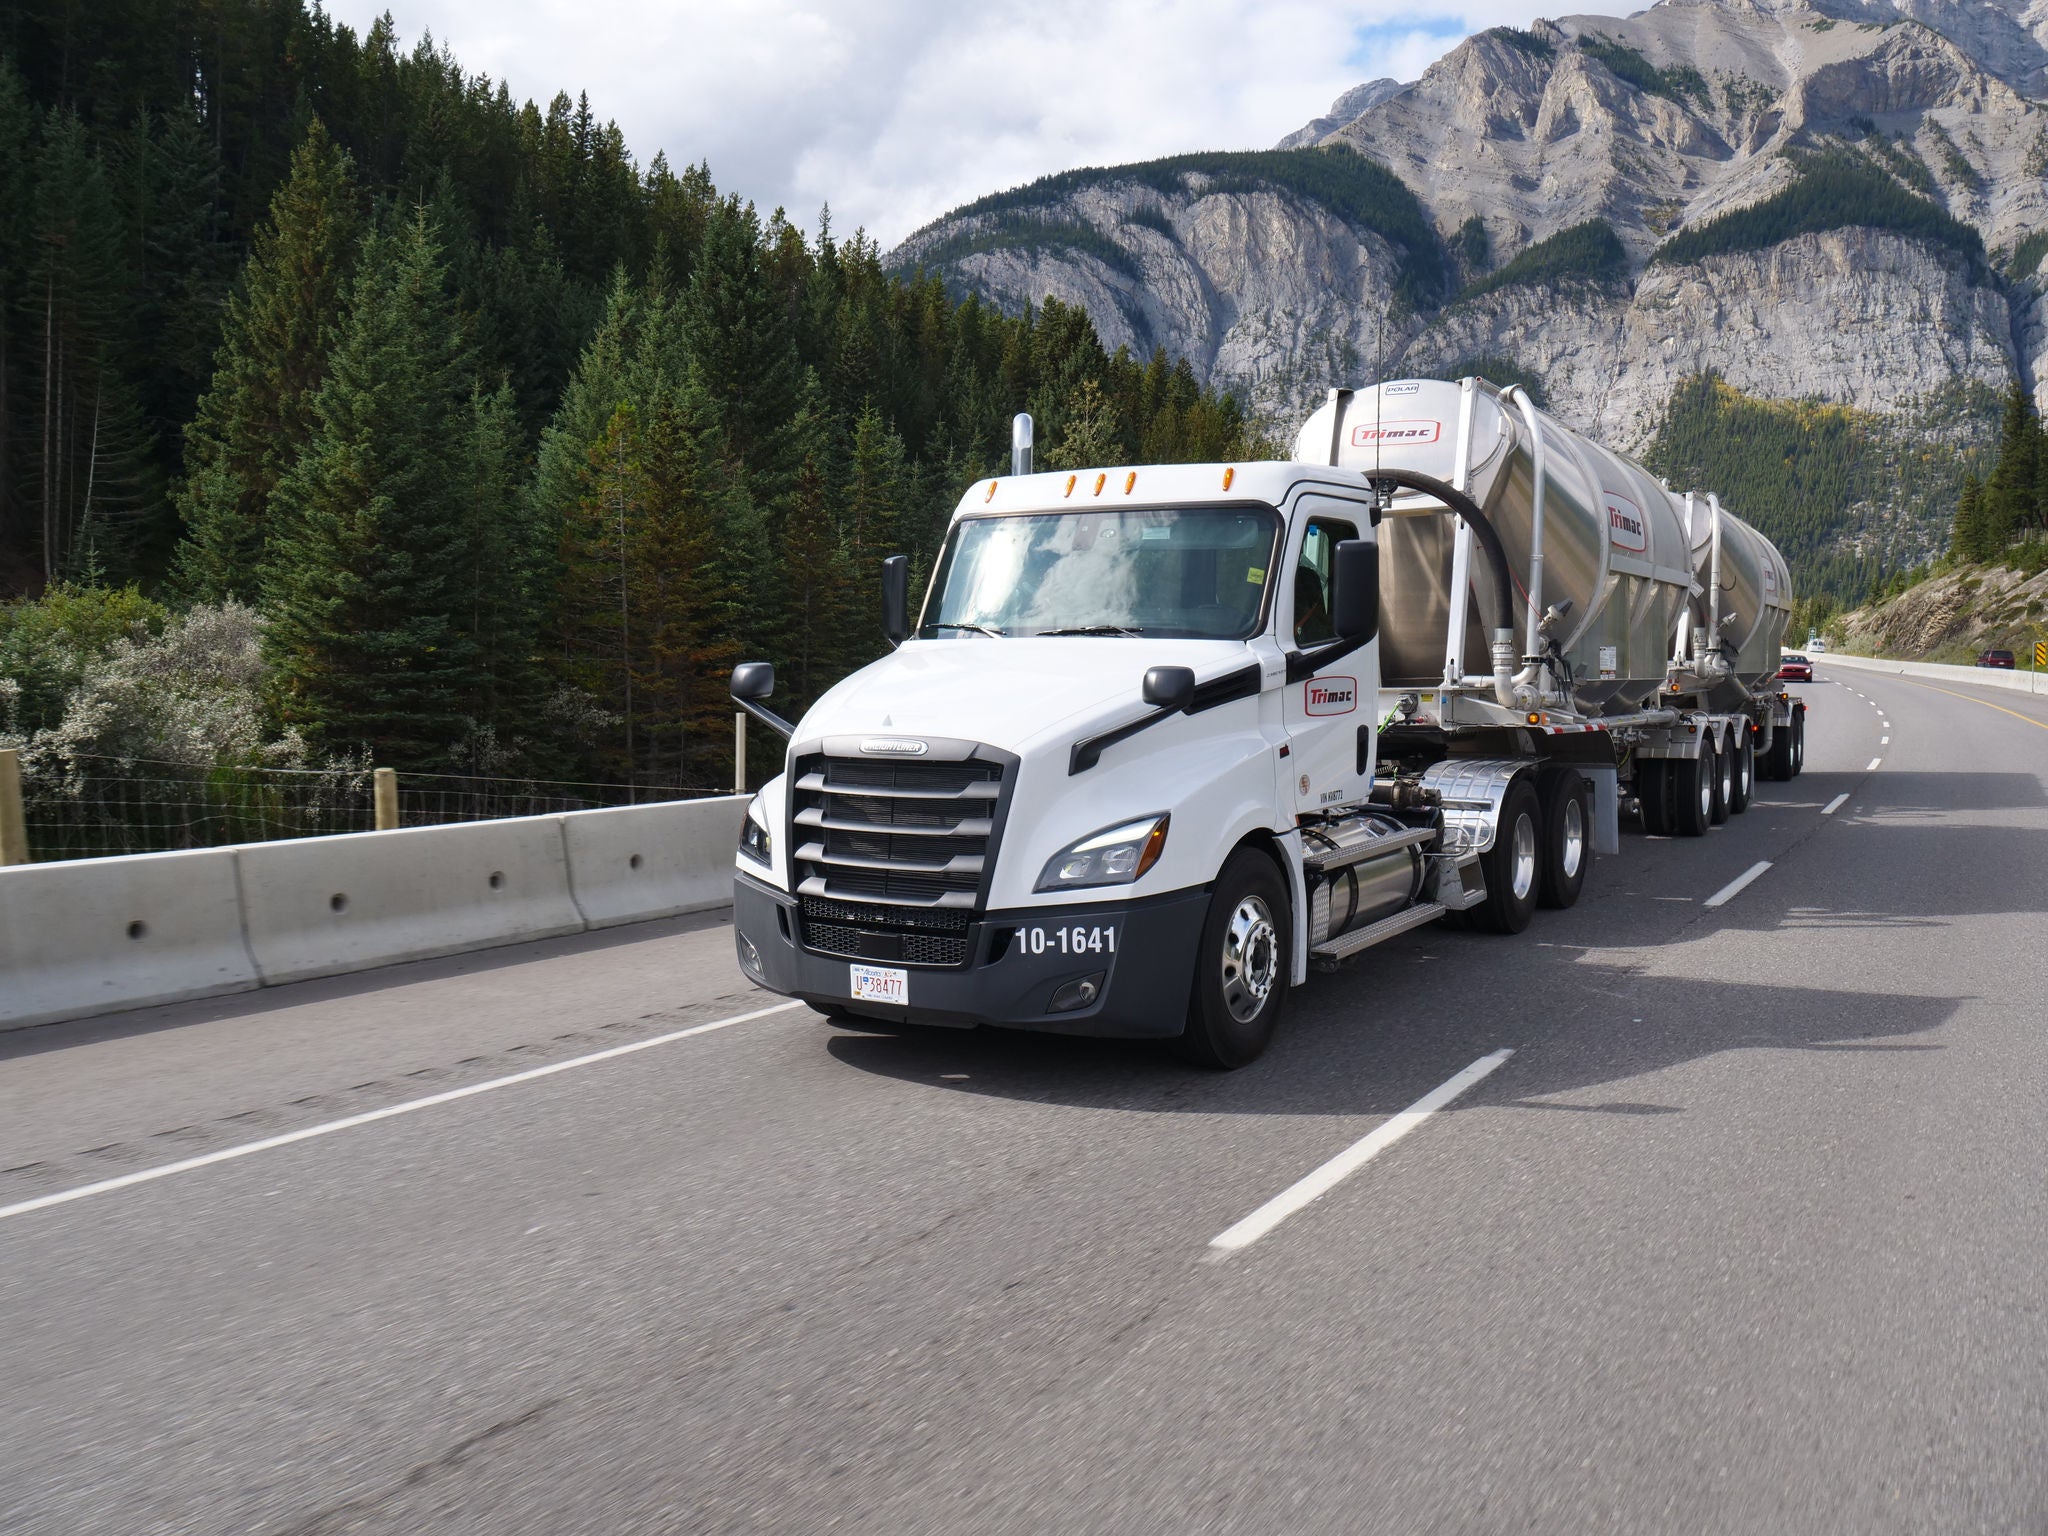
[1704,860,1772,909]
[1866,757,1883,771]
[0,999,807,1225]
[1822,793,1849,815]
[1208,1049,1513,1255]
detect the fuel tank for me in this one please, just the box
[1293,377,1789,713]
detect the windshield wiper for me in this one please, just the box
[926,621,1005,637]
[1034,625,1145,637]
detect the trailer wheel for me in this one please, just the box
[1729,731,1755,814]
[1536,767,1591,909]
[1761,718,1793,781]
[1671,745,1713,837]
[1176,848,1289,1069]
[1790,705,1807,777]
[1709,732,1733,825]
[1472,776,1541,934]
[1635,760,1667,835]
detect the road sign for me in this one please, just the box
[2036,642,2047,668]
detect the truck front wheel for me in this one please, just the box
[1176,849,1289,1069]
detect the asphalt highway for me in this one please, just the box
[3,663,2045,1534]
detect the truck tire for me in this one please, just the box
[1790,705,1807,776]
[1536,766,1591,909]
[1638,761,1671,835]
[1729,731,1754,814]
[1709,732,1733,825]
[1761,718,1792,781]
[1472,776,1541,934]
[1671,745,1713,837]
[1176,848,1288,1069]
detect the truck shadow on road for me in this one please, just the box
[824,961,1963,1120]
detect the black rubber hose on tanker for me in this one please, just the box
[1361,468,1516,637]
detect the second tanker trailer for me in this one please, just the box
[726,375,1809,1066]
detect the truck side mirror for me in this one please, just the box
[731,661,776,701]
[882,555,910,645]
[1142,665,1196,713]
[1332,539,1379,643]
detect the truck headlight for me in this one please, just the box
[1036,814,1169,891]
[740,792,773,866]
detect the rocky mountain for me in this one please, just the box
[1838,559,2048,656]
[887,0,2048,595]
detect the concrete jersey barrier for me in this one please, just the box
[1820,651,2048,695]
[1,794,748,1031]
[0,847,259,1029]
[561,795,748,928]
[236,813,587,985]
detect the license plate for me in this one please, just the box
[849,964,909,1006]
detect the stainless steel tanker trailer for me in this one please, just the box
[1293,376,1806,856]
[726,374,1809,1065]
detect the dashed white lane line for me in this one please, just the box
[1705,860,1773,909]
[1882,736,1889,745]
[0,999,808,1225]
[1867,757,1883,771]
[1208,1050,1515,1256]
[1823,793,1850,815]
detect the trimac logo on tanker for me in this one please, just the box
[1350,420,1442,446]
[1605,493,1649,553]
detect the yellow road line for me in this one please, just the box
[1882,676,2048,731]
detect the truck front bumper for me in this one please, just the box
[732,872,1208,1038]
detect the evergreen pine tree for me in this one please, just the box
[457,379,544,749]
[1981,380,2037,555]
[0,58,39,561]
[679,198,802,481]
[262,213,482,765]
[175,120,360,602]
[1950,473,1985,563]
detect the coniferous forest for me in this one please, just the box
[0,4,1267,789]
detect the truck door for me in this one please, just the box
[1284,503,1371,817]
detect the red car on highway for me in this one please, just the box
[1778,653,1813,682]
[1977,648,2016,669]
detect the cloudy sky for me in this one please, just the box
[325,0,1543,250]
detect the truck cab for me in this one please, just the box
[730,460,1387,1066]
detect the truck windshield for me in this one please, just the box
[919,505,1280,640]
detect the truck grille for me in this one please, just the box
[789,751,1009,966]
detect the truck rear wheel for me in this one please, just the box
[1729,731,1755,814]
[1176,848,1288,1069]
[1709,733,1733,826]
[1636,760,1671,836]
[1471,776,1541,934]
[1761,718,1793,781]
[1790,706,1807,776]
[1671,746,1713,837]
[1536,767,1591,910]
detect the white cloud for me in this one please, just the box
[324,0,1546,248]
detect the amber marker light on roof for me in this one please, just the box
[1124,471,1137,493]
[1064,474,1077,497]
[985,481,998,501]
[1222,466,1235,490]
[1093,472,1107,495]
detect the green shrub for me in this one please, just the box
[1458,220,1626,303]
[1652,151,1983,270]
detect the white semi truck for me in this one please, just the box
[729,376,1806,1066]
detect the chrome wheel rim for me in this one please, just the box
[1510,812,1537,902]
[1221,895,1279,1024]
[1698,756,1714,819]
[1560,797,1585,881]
[1718,747,1732,803]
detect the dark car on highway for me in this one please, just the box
[1977,648,2016,669]
[1778,653,1813,682]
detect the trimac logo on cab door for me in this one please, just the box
[1304,677,1358,715]
[1350,420,1441,446]
[1606,493,1649,553]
